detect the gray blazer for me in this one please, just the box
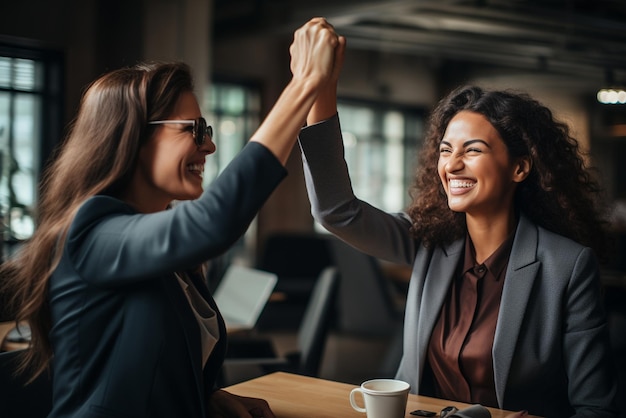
[299,115,618,418]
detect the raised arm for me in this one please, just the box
[307,31,346,125]
[250,17,342,165]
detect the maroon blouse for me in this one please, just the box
[427,232,514,407]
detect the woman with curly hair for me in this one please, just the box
[0,18,343,418]
[297,43,618,418]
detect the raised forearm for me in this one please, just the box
[250,17,339,165]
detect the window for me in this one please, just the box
[202,81,260,185]
[337,99,425,213]
[202,80,261,268]
[0,45,63,248]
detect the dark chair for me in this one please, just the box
[255,232,334,330]
[224,266,339,383]
[605,283,626,418]
[0,349,53,418]
[328,238,404,337]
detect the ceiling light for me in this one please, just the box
[597,89,626,105]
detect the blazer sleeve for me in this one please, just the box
[298,114,417,265]
[500,222,619,418]
[562,248,619,418]
[66,141,286,287]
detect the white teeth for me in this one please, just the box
[188,163,204,174]
[449,179,474,188]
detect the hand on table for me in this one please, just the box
[504,410,529,418]
[207,389,276,418]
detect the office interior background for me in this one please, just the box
[2,0,626,389]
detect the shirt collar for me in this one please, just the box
[462,229,516,281]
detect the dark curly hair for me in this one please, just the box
[407,85,610,258]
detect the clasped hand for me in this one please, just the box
[289,17,345,90]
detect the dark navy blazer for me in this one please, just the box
[47,142,286,418]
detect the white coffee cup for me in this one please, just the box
[349,378,410,418]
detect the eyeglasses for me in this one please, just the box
[148,117,213,146]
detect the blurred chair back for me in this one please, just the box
[256,233,333,330]
[0,349,52,418]
[605,281,626,418]
[223,266,339,384]
[258,233,333,281]
[329,239,403,336]
[296,266,339,376]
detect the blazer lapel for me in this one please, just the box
[492,214,540,407]
[417,239,464,377]
[187,269,228,392]
[163,274,205,402]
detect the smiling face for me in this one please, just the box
[128,90,216,212]
[437,110,529,219]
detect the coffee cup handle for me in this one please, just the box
[350,388,367,413]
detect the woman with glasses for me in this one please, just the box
[0,17,344,418]
[298,41,618,418]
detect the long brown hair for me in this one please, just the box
[407,85,610,256]
[0,61,195,379]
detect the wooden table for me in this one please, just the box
[226,372,539,418]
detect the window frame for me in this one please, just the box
[0,38,64,250]
[335,96,426,213]
[202,77,261,184]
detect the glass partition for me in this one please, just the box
[0,47,63,258]
[337,100,424,213]
[0,58,43,241]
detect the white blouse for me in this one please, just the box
[176,273,220,368]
